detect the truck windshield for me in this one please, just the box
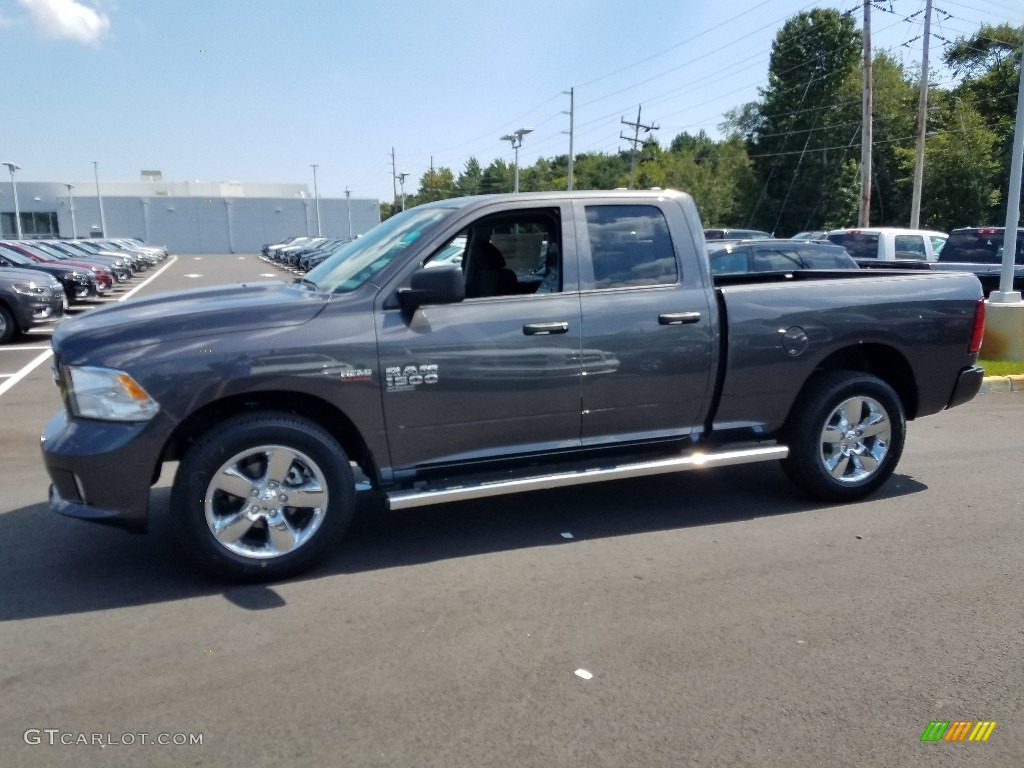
[304,207,455,292]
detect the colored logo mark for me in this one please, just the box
[921,721,996,742]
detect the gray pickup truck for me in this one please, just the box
[41,190,986,580]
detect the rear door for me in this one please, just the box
[575,200,715,445]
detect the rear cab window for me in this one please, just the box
[940,229,1024,265]
[826,232,879,259]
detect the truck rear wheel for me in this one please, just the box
[171,412,355,581]
[781,371,905,502]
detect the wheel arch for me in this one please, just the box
[803,343,918,420]
[159,391,378,486]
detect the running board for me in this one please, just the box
[386,444,789,511]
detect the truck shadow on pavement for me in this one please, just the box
[0,462,927,621]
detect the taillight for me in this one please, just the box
[977,228,1000,236]
[969,299,985,354]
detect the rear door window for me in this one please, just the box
[584,205,677,289]
[894,235,927,260]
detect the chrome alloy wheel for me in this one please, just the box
[819,396,891,484]
[204,444,329,559]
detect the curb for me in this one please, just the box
[979,375,1024,394]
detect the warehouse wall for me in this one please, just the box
[1,182,381,253]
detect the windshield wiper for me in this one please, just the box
[299,278,318,291]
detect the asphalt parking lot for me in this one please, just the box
[1,254,1023,767]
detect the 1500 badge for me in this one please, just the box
[386,364,439,391]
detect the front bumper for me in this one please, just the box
[947,365,985,409]
[40,409,171,533]
[15,293,64,329]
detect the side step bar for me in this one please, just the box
[386,444,789,511]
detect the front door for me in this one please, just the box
[375,204,583,470]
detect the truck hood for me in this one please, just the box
[53,280,331,361]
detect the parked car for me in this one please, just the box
[0,245,97,302]
[708,239,858,277]
[704,228,773,240]
[825,228,947,261]
[791,230,827,240]
[0,267,65,344]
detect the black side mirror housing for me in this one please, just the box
[397,265,465,310]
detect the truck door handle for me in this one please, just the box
[658,312,701,325]
[523,321,569,336]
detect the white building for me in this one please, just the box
[0,177,380,254]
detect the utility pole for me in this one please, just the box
[621,105,658,190]
[345,187,353,239]
[910,0,933,229]
[858,0,873,227]
[391,147,398,209]
[564,87,575,191]
[397,172,409,211]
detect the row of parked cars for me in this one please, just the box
[704,226,1024,295]
[261,236,353,272]
[0,237,168,344]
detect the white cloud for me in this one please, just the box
[17,0,110,44]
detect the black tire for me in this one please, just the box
[780,371,905,502]
[0,303,18,345]
[171,411,355,581]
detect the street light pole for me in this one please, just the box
[500,127,534,193]
[2,162,22,238]
[92,160,107,236]
[310,163,321,237]
[65,183,77,238]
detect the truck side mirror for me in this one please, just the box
[397,265,465,310]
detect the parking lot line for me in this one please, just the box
[0,346,51,352]
[0,255,178,398]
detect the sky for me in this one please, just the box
[1,0,1021,203]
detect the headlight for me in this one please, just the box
[65,366,160,421]
[12,281,52,296]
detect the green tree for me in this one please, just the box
[412,166,457,204]
[456,157,484,196]
[899,98,1001,230]
[739,9,862,234]
[572,152,629,190]
[479,159,512,194]
[943,23,1023,215]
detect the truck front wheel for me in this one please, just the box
[781,371,906,502]
[171,412,355,581]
